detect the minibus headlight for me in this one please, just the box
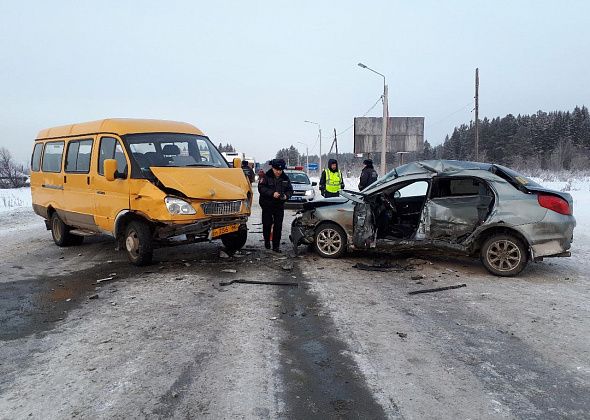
[165,197,196,215]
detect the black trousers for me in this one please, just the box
[261,205,284,249]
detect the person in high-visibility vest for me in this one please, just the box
[319,159,345,198]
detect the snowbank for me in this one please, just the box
[0,188,32,213]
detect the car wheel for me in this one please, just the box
[480,234,527,276]
[314,223,346,259]
[51,212,80,247]
[221,226,248,251]
[124,221,153,266]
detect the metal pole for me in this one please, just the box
[381,84,388,176]
[319,127,322,172]
[475,68,479,161]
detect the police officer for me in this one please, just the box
[258,159,293,252]
[319,159,344,198]
[358,159,378,191]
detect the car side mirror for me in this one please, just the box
[104,159,118,182]
[233,158,242,168]
[312,181,317,186]
[394,190,401,199]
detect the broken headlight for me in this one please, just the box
[165,196,196,215]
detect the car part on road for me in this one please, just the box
[480,233,528,276]
[219,279,299,287]
[408,283,467,295]
[314,223,346,258]
[125,221,153,266]
[352,262,413,272]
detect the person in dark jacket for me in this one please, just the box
[241,160,255,183]
[258,159,293,252]
[358,159,378,191]
[319,159,345,198]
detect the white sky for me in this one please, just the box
[1,0,589,164]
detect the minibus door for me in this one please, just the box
[93,136,130,233]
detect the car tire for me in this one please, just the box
[124,221,153,266]
[480,233,528,277]
[50,212,80,247]
[221,226,248,251]
[314,223,346,259]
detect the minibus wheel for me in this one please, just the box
[221,226,247,251]
[50,212,81,246]
[124,221,153,266]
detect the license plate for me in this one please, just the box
[211,224,239,238]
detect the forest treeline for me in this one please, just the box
[422,106,590,171]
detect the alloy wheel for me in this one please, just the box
[486,239,522,272]
[316,228,343,256]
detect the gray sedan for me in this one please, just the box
[290,160,575,276]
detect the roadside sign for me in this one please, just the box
[306,163,319,170]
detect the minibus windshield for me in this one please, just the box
[124,133,229,172]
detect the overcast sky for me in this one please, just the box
[1,0,589,164]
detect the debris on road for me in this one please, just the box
[219,279,299,287]
[221,269,237,273]
[411,274,426,280]
[408,283,467,295]
[282,262,294,271]
[219,250,230,259]
[96,276,116,284]
[353,262,414,272]
[396,332,408,339]
[88,294,99,300]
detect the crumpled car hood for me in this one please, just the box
[150,167,250,200]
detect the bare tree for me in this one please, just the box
[0,148,26,188]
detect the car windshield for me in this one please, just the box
[124,133,228,172]
[286,171,310,184]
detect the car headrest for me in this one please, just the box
[162,144,181,155]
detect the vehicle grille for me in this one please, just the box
[201,200,242,215]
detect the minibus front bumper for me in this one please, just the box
[154,215,248,243]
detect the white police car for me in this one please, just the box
[284,167,317,204]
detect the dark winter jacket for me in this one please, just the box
[258,169,293,208]
[242,165,255,183]
[358,164,378,191]
[319,159,345,194]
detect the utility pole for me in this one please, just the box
[358,62,388,176]
[304,120,321,172]
[475,67,479,161]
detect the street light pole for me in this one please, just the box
[358,62,388,176]
[304,120,321,173]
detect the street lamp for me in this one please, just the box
[297,141,310,174]
[304,120,321,173]
[358,62,388,176]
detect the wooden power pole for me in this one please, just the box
[475,68,479,161]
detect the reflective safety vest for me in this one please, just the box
[324,169,343,193]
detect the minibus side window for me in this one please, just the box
[31,143,43,172]
[99,137,128,177]
[65,139,93,173]
[41,141,65,173]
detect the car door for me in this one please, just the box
[62,137,97,230]
[92,135,130,233]
[423,176,494,242]
[39,140,65,216]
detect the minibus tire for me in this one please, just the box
[124,221,153,266]
[51,212,75,247]
[221,227,247,251]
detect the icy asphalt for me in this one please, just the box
[0,193,589,419]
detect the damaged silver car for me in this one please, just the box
[290,160,575,276]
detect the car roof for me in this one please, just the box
[36,118,204,140]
